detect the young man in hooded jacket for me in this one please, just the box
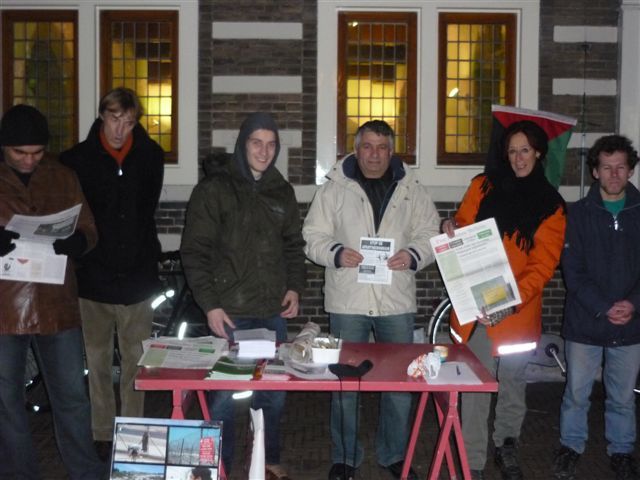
[181,113,306,480]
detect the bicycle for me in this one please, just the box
[151,250,209,339]
[24,251,209,412]
[425,295,567,381]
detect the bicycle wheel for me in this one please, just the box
[426,297,452,344]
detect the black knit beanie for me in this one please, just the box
[0,104,49,146]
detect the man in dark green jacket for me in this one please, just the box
[181,112,306,479]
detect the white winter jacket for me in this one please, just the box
[303,155,440,316]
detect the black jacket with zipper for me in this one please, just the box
[60,118,164,305]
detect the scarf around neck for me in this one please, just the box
[475,161,565,253]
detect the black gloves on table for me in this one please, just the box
[0,226,20,256]
[53,231,87,258]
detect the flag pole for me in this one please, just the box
[579,41,591,199]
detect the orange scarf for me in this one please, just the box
[99,129,133,167]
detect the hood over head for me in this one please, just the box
[233,112,280,182]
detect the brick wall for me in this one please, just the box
[539,0,621,186]
[156,200,567,335]
[172,0,623,338]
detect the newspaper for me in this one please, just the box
[0,204,82,284]
[430,218,521,325]
[357,236,394,284]
[138,336,228,369]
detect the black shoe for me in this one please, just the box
[470,470,485,480]
[383,460,418,480]
[553,446,580,479]
[611,453,640,480]
[495,437,524,480]
[94,440,113,463]
[329,463,356,480]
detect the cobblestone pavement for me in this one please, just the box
[30,379,629,479]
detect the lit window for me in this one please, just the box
[337,12,417,164]
[2,11,78,154]
[438,13,516,165]
[100,11,178,163]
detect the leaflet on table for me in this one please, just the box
[429,218,521,325]
[357,236,394,285]
[425,361,482,385]
[0,204,82,285]
[232,327,276,359]
[138,336,228,369]
[207,355,257,380]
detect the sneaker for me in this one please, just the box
[553,446,580,479]
[328,463,356,480]
[611,453,639,480]
[383,460,418,480]
[494,437,524,480]
[470,469,485,480]
[266,464,292,480]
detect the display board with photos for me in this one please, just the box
[110,417,222,480]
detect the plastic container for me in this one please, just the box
[311,339,342,364]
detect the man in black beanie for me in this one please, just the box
[0,104,105,479]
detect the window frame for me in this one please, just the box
[99,9,179,163]
[437,12,516,166]
[337,11,417,164]
[2,10,79,151]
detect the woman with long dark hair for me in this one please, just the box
[442,120,567,480]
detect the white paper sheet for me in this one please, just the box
[430,218,521,325]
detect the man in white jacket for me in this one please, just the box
[303,120,440,480]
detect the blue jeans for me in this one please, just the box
[0,328,105,480]
[207,315,287,471]
[560,340,640,455]
[329,313,415,468]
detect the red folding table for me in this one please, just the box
[136,342,497,480]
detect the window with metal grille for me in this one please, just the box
[438,13,516,165]
[100,11,178,163]
[337,12,417,164]
[2,11,78,154]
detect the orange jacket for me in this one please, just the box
[449,175,566,356]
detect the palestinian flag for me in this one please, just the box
[485,105,577,189]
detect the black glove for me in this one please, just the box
[0,226,20,257]
[53,231,87,258]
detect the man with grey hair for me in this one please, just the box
[303,120,440,480]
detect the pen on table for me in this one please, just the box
[456,365,461,376]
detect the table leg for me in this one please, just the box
[197,390,211,420]
[171,389,186,419]
[402,392,429,479]
[429,391,464,480]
